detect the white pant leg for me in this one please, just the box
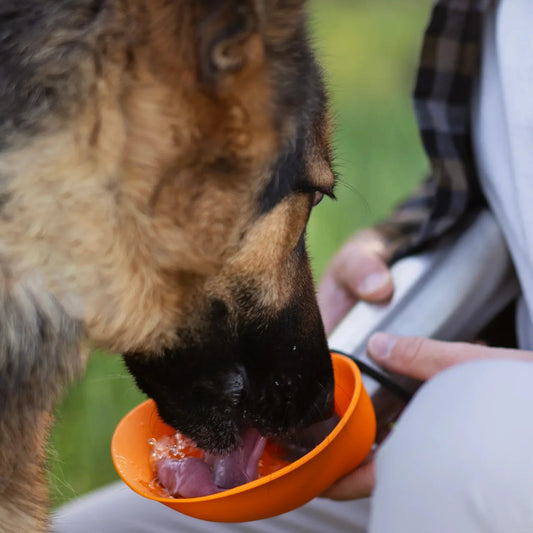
[370,359,533,533]
[52,482,371,533]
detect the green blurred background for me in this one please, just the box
[49,0,432,507]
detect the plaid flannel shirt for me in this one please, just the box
[376,0,492,260]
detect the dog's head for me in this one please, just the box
[121,0,336,452]
[0,0,335,453]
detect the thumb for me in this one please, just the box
[367,333,533,381]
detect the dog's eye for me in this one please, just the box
[312,191,324,207]
[311,185,335,206]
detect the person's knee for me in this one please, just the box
[379,359,533,481]
[371,360,533,532]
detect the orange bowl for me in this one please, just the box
[111,352,376,522]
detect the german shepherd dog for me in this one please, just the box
[0,1,336,530]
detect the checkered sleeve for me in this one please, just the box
[374,0,491,261]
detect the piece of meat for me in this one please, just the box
[156,457,219,498]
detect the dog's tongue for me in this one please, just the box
[156,429,266,498]
[206,428,267,489]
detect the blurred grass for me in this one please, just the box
[49,0,432,507]
[306,0,432,277]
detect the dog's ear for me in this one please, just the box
[197,0,260,86]
[196,0,309,86]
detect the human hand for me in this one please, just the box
[322,334,533,500]
[317,229,394,335]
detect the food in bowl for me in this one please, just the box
[149,429,290,498]
[148,414,340,499]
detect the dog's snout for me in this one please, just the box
[125,280,334,453]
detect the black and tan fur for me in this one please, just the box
[0,1,336,531]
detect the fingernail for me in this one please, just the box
[357,272,390,296]
[368,333,397,360]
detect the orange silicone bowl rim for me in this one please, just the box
[111,352,376,522]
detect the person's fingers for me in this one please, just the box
[318,232,393,334]
[368,333,533,381]
[321,459,375,501]
[334,244,393,303]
